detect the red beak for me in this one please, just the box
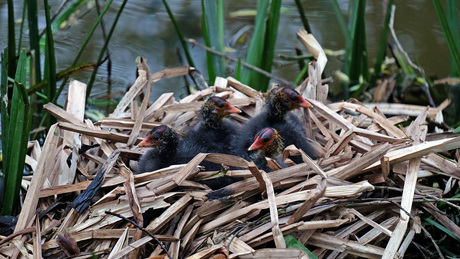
[137,135,159,147]
[226,103,241,114]
[137,138,152,147]
[298,97,312,108]
[248,136,265,151]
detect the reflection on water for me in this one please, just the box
[0,0,451,107]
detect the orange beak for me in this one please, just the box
[248,137,264,151]
[298,97,312,108]
[137,135,158,147]
[248,143,262,151]
[226,103,241,114]
[137,138,151,147]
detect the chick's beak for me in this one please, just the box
[298,97,312,108]
[226,103,241,114]
[137,138,152,147]
[248,137,264,151]
[137,135,159,147]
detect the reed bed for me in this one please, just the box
[1,32,459,259]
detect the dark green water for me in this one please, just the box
[0,0,453,106]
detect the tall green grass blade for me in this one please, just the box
[446,0,459,77]
[35,0,114,112]
[390,43,417,88]
[87,0,128,100]
[2,49,31,215]
[330,0,351,43]
[294,64,309,85]
[294,0,312,32]
[354,26,369,96]
[36,1,115,138]
[202,0,216,82]
[389,42,416,76]
[44,0,57,103]
[284,235,318,259]
[217,0,224,50]
[331,0,369,97]
[1,50,10,205]
[447,0,459,45]
[372,0,394,84]
[440,247,457,258]
[39,1,92,48]
[17,0,27,57]
[433,0,460,77]
[56,0,115,102]
[52,0,92,31]
[25,0,41,131]
[27,0,41,84]
[454,125,460,134]
[202,0,226,82]
[360,11,369,83]
[344,1,355,77]
[235,57,242,81]
[7,0,16,78]
[347,0,367,82]
[425,218,460,242]
[347,0,369,98]
[241,0,269,90]
[259,0,282,90]
[162,0,196,68]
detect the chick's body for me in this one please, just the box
[177,96,243,188]
[247,127,286,171]
[182,96,241,159]
[234,87,316,161]
[206,127,286,201]
[137,125,181,173]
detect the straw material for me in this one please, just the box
[1,33,459,259]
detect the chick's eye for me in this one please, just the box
[289,94,298,101]
[263,138,270,143]
[216,102,225,108]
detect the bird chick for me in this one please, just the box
[137,125,180,173]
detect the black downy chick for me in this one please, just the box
[179,96,242,188]
[234,87,316,162]
[137,125,241,190]
[183,96,241,155]
[246,127,286,171]
[137,125,180,173]
[206,127,285,200]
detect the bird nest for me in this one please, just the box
[1,59,460,258]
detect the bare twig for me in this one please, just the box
[374,186,460,211]
[0,227,36,246]
[225,213,271,251]
[336,198,455,207]
[344,198,413,218]
[105,211,173,259]
[420,225,445,259]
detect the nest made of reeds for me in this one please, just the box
[1,30,459,259]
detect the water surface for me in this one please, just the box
[0,0,451,106]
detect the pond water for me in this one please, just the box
[0,0,452,108]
